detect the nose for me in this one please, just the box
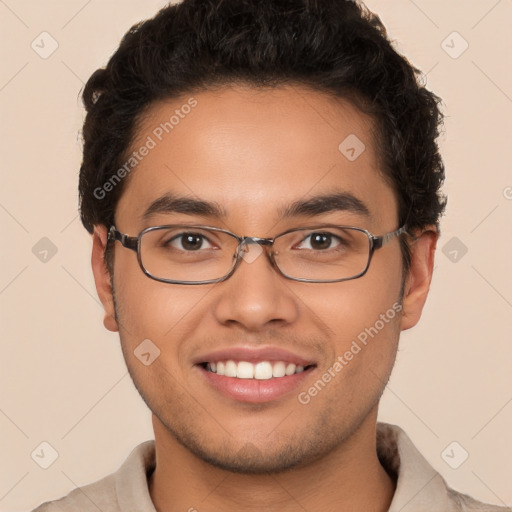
[212,242,299,331]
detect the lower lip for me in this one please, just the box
[197,365,315,404]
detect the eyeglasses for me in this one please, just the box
[108,223,407,285]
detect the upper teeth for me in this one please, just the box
[207,360,305,379]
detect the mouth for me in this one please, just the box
[193,347,317,404]
[199,360,315,379]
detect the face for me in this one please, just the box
[92,84,432,473]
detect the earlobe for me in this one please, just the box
[91,225,119,333]
[400,228,438,331]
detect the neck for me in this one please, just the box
[148,412,396,512]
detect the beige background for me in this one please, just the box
[1,0,511,510]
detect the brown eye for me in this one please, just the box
[297,232,341,251]
[166,233,213,251]
[309,233,333,250]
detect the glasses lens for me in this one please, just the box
[274,226,371,281]
[140,226,238,283]
[139,225,371,283]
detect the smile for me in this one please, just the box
[203,360,312,379]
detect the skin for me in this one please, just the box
[91,84,437,512]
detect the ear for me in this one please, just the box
[400,228,438,331]
[91,225,119,332]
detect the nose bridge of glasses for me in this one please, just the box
[237,236,273,252]
[241,236,273,246]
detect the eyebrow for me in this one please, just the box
[140,191,370,222]
[278,192,370,219]
[142,194,226,220]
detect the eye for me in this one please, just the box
[166,232,215,251]
[296,232,343,251]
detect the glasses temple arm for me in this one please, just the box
[372,225,408,250]
[108,226,138,251]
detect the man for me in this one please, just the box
[32,0,511,510]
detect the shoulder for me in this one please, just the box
[377,423,512,512]
[30,473,117,511]
[30,440,156,512]
[447,488,512,512]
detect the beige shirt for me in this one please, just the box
[32,423,511,512]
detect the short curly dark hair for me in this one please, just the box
[79,0,446,275]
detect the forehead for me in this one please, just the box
[116,84,397,231]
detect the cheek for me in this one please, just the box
[112,253,208,348]
[295,257,403,388]
[293,277,402,422]
[296,256,402,343]
[113,275,207,397]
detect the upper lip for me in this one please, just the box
[192,346,316,367]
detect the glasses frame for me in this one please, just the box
[108,223,407,285]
